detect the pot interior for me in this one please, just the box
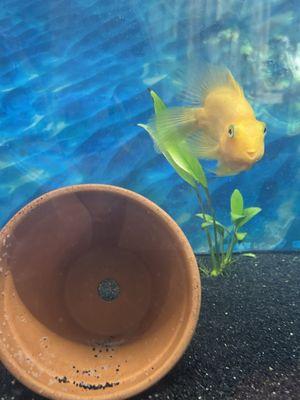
[0,186,199,398]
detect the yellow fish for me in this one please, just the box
[149,65,266,176]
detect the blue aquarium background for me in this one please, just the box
[0,0,299,252]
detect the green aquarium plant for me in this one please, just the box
[138,90,261,277]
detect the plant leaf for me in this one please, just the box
[242,253,257,258]
[196,213,214,222]
[164,150,198,188]
[137,123,153,137]
[167,142,208,188]
[238,207,262,227]
[201,222,212,229]
[235,232,247,241]
[150,89,167,113]
[231,212,244,224]
[138,123,198,187]
[231,189,244,215]
[196,213,227,234]
[139,90,208,188]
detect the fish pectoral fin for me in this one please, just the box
[215,162,239,177]
[148,107,198,147]
[171,62,243,105]
[185,130,219,159]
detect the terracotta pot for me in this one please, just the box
[0,184,201,400]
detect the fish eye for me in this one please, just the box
[228,125,234,138]
[263,125,267,135]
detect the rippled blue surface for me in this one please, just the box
[0,0,299,251]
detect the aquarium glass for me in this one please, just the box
[0,0,299,252]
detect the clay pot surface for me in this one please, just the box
[0,184,201,400]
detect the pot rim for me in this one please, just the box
[0,184,201,400]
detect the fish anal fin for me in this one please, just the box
[215,162,238,176]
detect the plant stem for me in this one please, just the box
[220,231,225,265]
[224,228,237,266]
[203,187,221,266]
[194,186,218,271]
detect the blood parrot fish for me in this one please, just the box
[149,64,266,176]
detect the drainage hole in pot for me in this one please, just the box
[98,279,120,302]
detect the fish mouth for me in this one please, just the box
[245,150,264,162]
[246,150,257,160]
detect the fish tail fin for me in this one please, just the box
[148,107,199,149]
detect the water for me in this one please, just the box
[0,0,299,252]
[0,3,300,399]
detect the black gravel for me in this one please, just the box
[1,253,299,400]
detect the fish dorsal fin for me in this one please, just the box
[172,63,243,106]
[226,70,244,97]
